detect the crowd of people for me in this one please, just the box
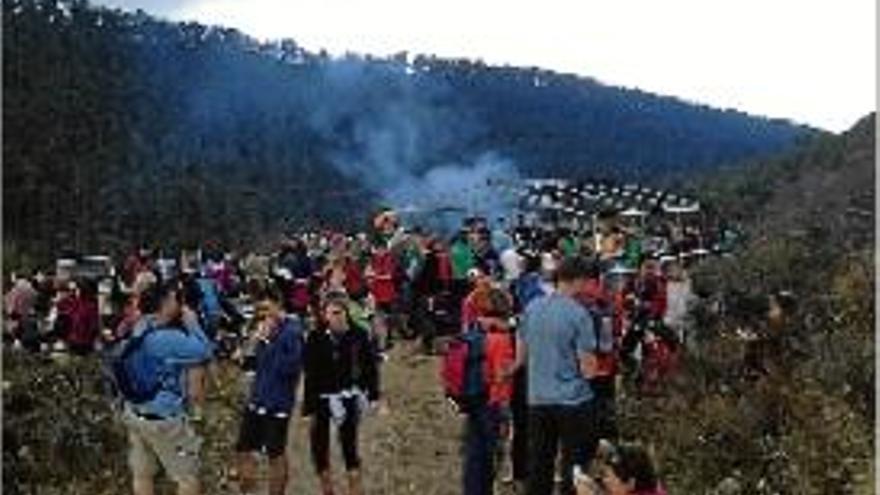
[3,196,733,495]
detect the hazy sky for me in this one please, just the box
[97,0,875,132]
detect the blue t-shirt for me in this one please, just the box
[519,293,596,406]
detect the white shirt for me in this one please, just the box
[499,248,523,282]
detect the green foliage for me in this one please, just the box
[628,115,875,494]
[2,351,130,495]
[2,240,40,276]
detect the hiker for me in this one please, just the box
[343,251,367,301]
[203,249,234,295]
[575,442,667,495]
[662,260,695,348]
[118,280,214,495]
[619,258,666,369]
[506,252,547,489]
[514,256,601,495]
[460,288,515,495]
[113,271,158,342]
[411,237,449,353]
[512,253,548,312]
[179,271,233,419]
[62,278,101,356]
[451,230,477,308]
[303,294,380,495]
[365,241,399,352]
[234,286,304,495]
[499,245,524,288]
[471,226,500,278]
[4,275,38,346]
[122,247,153,290]
[322,255,349,296]
[576,262,620,443]
[461,269,493,329]
[277,239,314,318]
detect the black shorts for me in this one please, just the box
[235,408,291,458]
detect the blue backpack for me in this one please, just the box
[108,322,163,404]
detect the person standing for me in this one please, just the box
[514,256,600,495]
[461,289,515,495]
[119,280,214,495]
[234,287,305,495]
[303,295,380,495]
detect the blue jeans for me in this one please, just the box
[463,404,503,495]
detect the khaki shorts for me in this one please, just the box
[122,407,202,484]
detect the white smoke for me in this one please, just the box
[305,56,521,231]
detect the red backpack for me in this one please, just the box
[440,325,487,413]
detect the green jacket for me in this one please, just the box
[624,238,642,268]
[560,236,578,258]
[450,240,476,280]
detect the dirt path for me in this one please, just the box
[205,342,467,495]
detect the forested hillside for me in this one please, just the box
[623,113,875,494]
[3,0,818,266]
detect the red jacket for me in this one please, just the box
[368,251,398,304]
[435,251,453,284]
[638,274,667,320]
[344,259,365,297]
[63,296,99,347]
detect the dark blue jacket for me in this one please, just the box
[248,316,304,414]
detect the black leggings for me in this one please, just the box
[310,398,361,473]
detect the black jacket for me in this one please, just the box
[302,325,380,416]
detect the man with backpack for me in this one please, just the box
[114,280,214,495]
[514,256,601,495]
